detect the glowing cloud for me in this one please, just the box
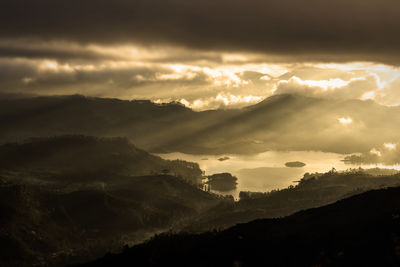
[280,76,367,91]
[39,60,58,71]
[370,148,382,157]
[291,76,348,90]
[338,117,353,125]
[178,93,263,110]
[361,91,376,100]
[384,143,397,150]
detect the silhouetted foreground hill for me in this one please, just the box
[1,94,400,154]
[0,175,223,267]
[186,169,400,232]
[79,187,400,267]
[0,135,202,184]
[0,136,225,266]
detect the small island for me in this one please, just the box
[218,156,230,162]
[285,161,306,168]
[206,172,238,191]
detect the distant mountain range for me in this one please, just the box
[79,186,400,267]
[1,93,399,154]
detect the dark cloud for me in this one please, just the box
[0,40,225,64]
[0,59,37,91]
[1,0,400,64]
[0,44,116,62]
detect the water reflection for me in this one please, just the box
[157,151,400,199]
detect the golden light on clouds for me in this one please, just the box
[338,117,353,125]
[370,148,382,157]
[39,60,59,71]
[176,93,263,110]
[384,143,397,150]
[361,91,376,100]
[280,76,356,91]
[2,41,400,110]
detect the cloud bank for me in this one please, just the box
[1,0,400,64]
[1,0,400,109]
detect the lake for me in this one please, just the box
[157,150,400,199]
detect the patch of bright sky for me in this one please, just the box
[177,93,263,110]
[338,117,353,125]
[384,143,397,150]
[284,76,362,90]
[314,62,400,82]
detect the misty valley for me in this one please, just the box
[0,94,399,266]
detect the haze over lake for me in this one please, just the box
[158,150,400,198]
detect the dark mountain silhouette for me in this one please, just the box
[0,174,226,267]
[0,136,228,266]
[1,94,399,154]
[0,135,202,184]
[78,186,400,267]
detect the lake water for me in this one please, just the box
[157,151,400,199]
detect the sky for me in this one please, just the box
[1,0,400,110]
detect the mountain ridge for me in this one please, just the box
[1,93,399,154]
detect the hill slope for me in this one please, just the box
[0,135,203,184]
[0,136,224,266]
[0,175,222,267]
[80,186,400,267]
[182,169,400,232]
